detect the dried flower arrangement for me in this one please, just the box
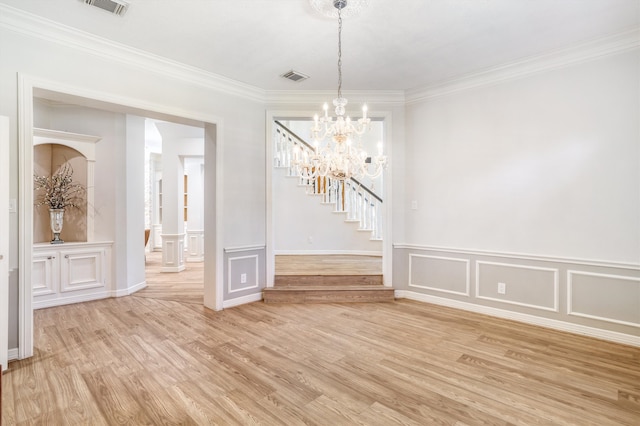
[34,163,86,210]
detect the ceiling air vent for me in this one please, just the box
[82,0,129,16]
[280,70,310,83]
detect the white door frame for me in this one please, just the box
[265,109,393,288]
[1,116,9,371]
[17,75,224,358]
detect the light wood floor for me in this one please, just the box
[2,260,640,424]
[136,251,204,304]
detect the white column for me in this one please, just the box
[123,115,147,288]
[185,158,204,262]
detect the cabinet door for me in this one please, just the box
[59,249,105,292]
[32,252,58,296]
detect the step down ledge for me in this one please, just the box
[267,285,393,291]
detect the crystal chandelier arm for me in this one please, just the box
[306,0,387,182]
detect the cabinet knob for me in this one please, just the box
[65,254,69,259]
[48,256,54,260]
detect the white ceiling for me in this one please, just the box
[2,0,639,91]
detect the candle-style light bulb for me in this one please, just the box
[362,104,368,120]
[323,103,329,118]
[377,141,383,155]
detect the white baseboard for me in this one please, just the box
[33,291,111,310]
[161,265,186,273]
[395,290,640,348]
[114,280,147,297]
[223,292,263,309]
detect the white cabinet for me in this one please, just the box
[33,242,112,309]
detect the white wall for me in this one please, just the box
[404,49,639,263]
[124,115,147,292]
[397,48,640,344]
[273,168,382,253]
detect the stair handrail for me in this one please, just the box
[274,120,383,203]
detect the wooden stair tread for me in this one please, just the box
[274,274,383,287]
[263,289,394,304]
[268,254,390,303]
[263,284,394,304]
[266,285,392,291]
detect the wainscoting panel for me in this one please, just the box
[223,246,265,305]
[60,249,105,292]
[393,244,640,345]
[228,255,259,294]
[32,252,56,296]
[33,242,112,310]
[409,254,469,296]
[165,241,175,264]
[476,261,558,312]
[568,271,640,327]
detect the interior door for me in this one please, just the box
[1,116,9,371]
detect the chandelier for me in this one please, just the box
[295,0,387,182]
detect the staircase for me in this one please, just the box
[263,255,394,304]
[272,121,384,241]
[265,122,393,304]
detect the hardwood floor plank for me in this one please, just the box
[81,365,154,425]
[46,365,108,425]
[4,261,640,425]
[169,381,237,425]
[358,401,424,426]
[121,371,195,424]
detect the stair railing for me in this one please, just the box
[273,121,383,240]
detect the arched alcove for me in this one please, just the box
[33,143,87,242]
[33,128,100,242]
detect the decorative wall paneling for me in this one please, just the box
[395,245,640,346]
[223,245,265,308]
[409,254,470,296]
[568,270,640,327]
[32,242,112,309]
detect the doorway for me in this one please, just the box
[17,77,223,359]
[142,120,206,304]
[265,111,393,289]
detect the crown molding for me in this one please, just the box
[3,4,637,108]
[265,89,406,106]
[406,27,640,104]
[0,4,266,103]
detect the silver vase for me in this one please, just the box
[49,208,64,244]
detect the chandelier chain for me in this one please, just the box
[301,0,386,182]
[337,7,343,99]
